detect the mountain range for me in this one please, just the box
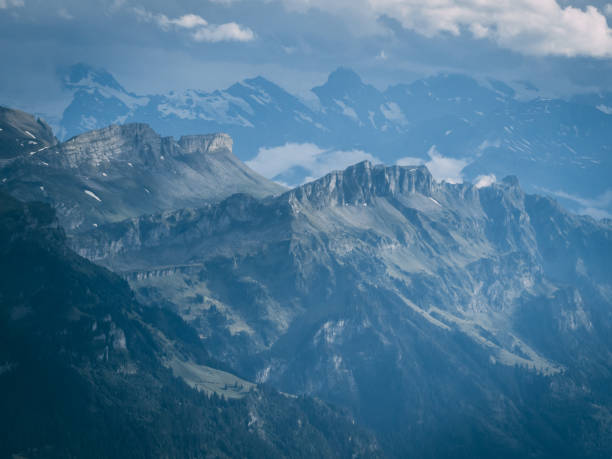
[73,158,612,457]
[0,174,378,458]
[1,102,611,457]
[49,63,612,218]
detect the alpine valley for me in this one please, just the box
[1,104,611,457]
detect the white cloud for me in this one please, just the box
[397,145,468,184]
[549,188,612,219]
[474,174,497,188]
[0,0,24,9]
[276,0,612,58]
[246,142,379,185]
[192,22,254,42]
[596,104,612,114]
[168,14,209,29]
[133,7,254,43]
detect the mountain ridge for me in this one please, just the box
[70,156,612,456]
[44,63,612,218]
[0,111,284,231]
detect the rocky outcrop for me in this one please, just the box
[0,117,284,231]
[178,133,233,155]
[287,161,434,208]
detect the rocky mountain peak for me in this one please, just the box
[178,133,233,155]
[501,175,520,187]
[58,123,161,168]
[62,62,124,92]
[65,122,157,144]
[323,67,364,89]
[312,67,373,101]
[288,161,434,208]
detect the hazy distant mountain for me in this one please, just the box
[75,161,612,457]
[0,191,380,458]
[54,63,612,218]
[0,109,283,231]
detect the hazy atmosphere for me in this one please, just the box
[1,1,612,458]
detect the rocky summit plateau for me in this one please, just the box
[0,108,283,231]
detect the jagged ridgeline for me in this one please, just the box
[55,64,612,216]
[2,106,612,458]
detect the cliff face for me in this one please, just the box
[287,161,435,208]
[0,122,284,231]
[72,160,612,457]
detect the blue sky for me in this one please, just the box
[1,0,612,116]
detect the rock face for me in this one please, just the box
[0,106,58,159]
[0,191,381,458]
[0,121,284,231]
[74,161,612,457]
[51,64,612,216]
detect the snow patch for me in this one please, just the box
[24,130,36,139]
[380,102,408,126]
[334,99,359,123]
[429,197,442,207]
[84,190,102,202]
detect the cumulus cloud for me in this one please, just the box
[133,7,254,43]
[246,142,379,186]
[192,22,254,42]
[277,0,612,58]
[0,0,24,9]
[397,146,468,184]
[474,174,497,188]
